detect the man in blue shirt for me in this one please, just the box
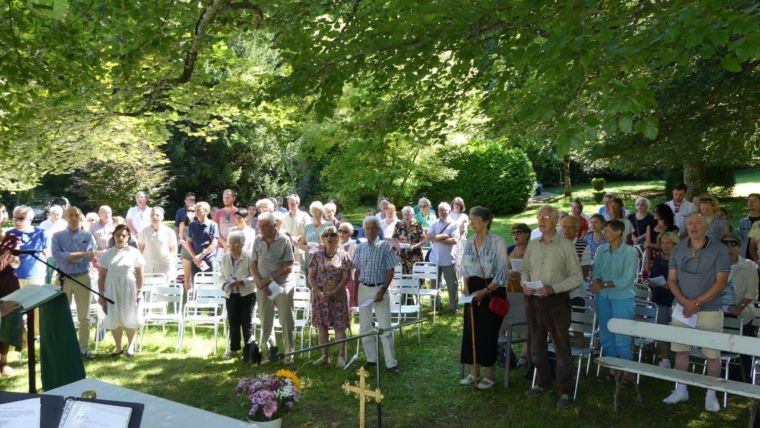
[353,216,400,374]
[51,206,96,359]
[174,192,196,229]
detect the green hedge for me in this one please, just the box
[424,141,535,214]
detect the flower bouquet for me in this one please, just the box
[236,369,301,423]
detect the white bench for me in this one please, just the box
[595,318,760,427]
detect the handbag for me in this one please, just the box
[488,294,509,317]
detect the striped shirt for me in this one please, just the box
[353,238,399,284]
[461,233,508,287]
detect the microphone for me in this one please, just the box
[10,249,43,256]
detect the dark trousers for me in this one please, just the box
[226,293,255,352]
[525,292,573,395]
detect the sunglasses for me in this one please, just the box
[187,209,195,212]
[721,240,740,247]
[13,217,27,221]
[321,232,338,238]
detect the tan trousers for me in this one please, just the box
[61,273,92,352]
[255,284,295,357]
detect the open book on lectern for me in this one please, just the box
[0,285,61,311]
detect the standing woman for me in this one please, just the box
[138,207,178,279]
[505,222,530,366]
[98,225,145,357]
[0,210,21,376]
[450,197,469,275]
[246,203,259,234]
[645,204,678,258]
[697,194,730,242]
[381,203,399,242]
[584,214,607,261]
[570,199,589,239]
[219,231,256,360]
[323,203,341,227]
[606,196,633,244]
[391,206,425,275]
[627,197,655,248]
[177,204,195,290]
[648,231,679,368]
[459,206,508,390]
[590,220,636,380]
[299,201,330,269]
[337,222,358,308]
[308,226,352,368]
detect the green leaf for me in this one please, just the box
[618,115,633,134]
[721,55,742,72]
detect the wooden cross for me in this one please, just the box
[342,367,384,428]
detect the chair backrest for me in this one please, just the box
[412,262,438,280]
[569,305,597,336]
[193,287,226,305]
[391,278,420,297]
[149,284,184,313]
[722,315,744,335]
[634,300,658,324]
[634,246,646,280]
[193,271,218,288]
[393,265,403,279]
[634,284,651,301]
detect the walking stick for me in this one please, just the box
[470,299,477,369]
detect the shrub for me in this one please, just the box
[424,141,535,215]
[591,177,606,192]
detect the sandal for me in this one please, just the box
[110,350,124,357]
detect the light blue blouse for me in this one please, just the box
[591,243,636,300]
[461,233,508,287]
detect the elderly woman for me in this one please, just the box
[506,222,530,366]
[415,197,436,229]
[308,226,352,368]
[584,213,607,261]
[323,202,341,227]
[98,224,145,357]
[391,206,425,275]
[459,206,508,390]
[6,206,47,287]
[299,201,331,269]
[219,231,257,360]
[338,222,358,307]
[627,197,655,248]
[697,194,730,242]
[570,199,589,239]
[647,231,678,367]
[255,198,275,214]
[590,220,636,381]
[138,207,178,278]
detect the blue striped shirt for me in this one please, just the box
[461,233,508,287]
[353,238,399,284]
[51,228,95,275]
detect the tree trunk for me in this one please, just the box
[683,161,707,199]
[562,154,572,197]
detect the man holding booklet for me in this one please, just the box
[251,212,296,364]
[663,212,730,412]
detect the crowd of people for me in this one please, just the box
[0,185,758,414]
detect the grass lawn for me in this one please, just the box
[0,300,753,427]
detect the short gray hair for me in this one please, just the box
[258,211,276,226]
[438,202,451,212]
[256,198,274,212]
[401,206,415,217]
[151,206,165,217]
[227,230,246,245]
[635,197,650,207]
[323,202,336,214]
[339,222,354,235]
[309,201,324,214]
[538,204,560,222]
[418,197,431,207]
[363,216,380,228]
[13,205,34,219]
[99,205,112,215]
[685,211,707,225]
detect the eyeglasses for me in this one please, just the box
[721,240,740,247]
[537,215,551,221]
[699,198,714,204]
[321,232,338,238]
[338,230,350,234]
[13,217,27,221]
[187,209,195,212]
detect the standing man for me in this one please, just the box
[184,202,218,276]
[39,205,67,284]
[426,202,460,314]
[126,191,151,237]
[353,216,401,374]
[51,206,97,359]
[663,212,730,412]
[738,193,760,260]
[251,212,296,363]
[281,194,312,272]
[522,205,583,408]
[90,206,114,254]
[560,215,592,302]
[214,189,237,254]
[138,207,178,278]
[174,192,196,233]
[666,183,696,237]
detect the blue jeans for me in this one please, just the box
[597,295,634,360]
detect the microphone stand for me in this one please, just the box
[25,250,113,304]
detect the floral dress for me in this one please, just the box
[392,220,423,274]
[308,250,351,329]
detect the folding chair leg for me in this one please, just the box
[531,367,537,389]
[724,359,729,408]
[573,357,582,400]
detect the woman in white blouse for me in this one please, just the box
[219,231,257,360]
[459,206,508,390]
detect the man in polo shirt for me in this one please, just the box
[427,202,460,314]
[51,206,97,359]
[251,212,296,363]
[353,216,401,374]
[126,191,151,237]
[522,205,583,408]
[663,212,730,412]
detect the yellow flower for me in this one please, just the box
[276,369,301,390]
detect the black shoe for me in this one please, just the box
[269,346,279,363]
[81,351,95,360]
[246,339,262,364]
[362,361,377,369]
[388,365,401,375]
[525,387,545,397]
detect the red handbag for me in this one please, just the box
[488,294,509,317]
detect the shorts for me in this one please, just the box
[180,246,193,262]
[670,309,723,359]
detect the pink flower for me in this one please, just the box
[263,401,278,419]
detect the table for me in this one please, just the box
[45,378,250,428]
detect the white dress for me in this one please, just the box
[100,246,145,329]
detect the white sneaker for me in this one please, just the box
[705,391,720,412]
[476,378,495,390]
[658,359,671,369]
[663,388,689,404]
[459,374,477,386]
[336,357,346,369]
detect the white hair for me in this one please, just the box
[13,205,34,219]
[151,206,165,216]
[401,206,415,216]
[539,204,560,222]
[363,216,380,228]
[323,202,336,213]
[227,230,246,245]
[438,202,452,212]
[309,201,324,214]
[418,197,431,207]
[256,198,274,212]
[635,197,650,207]
[339,222,354,235]
[258,211,276,226]
[98,205,112,214]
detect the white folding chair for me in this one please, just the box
[181,287,227,354]
[689,315,746,407]
[412,262,440,323]
[292,286,312,354]
[139,283,184,352]
[388,278,422,343]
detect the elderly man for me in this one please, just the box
[281,194,312,272]
[138,207,178,277]
[126,191,151,237]
[427,202,460,314]
[666,183,696,237]
[51,206,97,359]
[353,216,401,374]
[663,212,730,412]
[560,215,592,302]
[522,205,583,408]
[251,212,296,363]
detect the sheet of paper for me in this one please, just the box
[458,294,473,305]
[267,281,283,300]
[510,258,522,273]
[358,297,375,308]
[672,303,697,328]
[648,276,667,287]
[59,399,132,428]
[524,280,544,290]
[307,242,320,248]
[398,243,411,249]
[0,397,40,428]
[0,285,59,310]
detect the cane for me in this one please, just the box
[470,298,477,370]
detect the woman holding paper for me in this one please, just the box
[98,224,145,357]
[308,226,352,368]
[647,231,678,368]
[299,201,330,271]
[391,206,425,275]
[459,206,508,390]
[219,231,256,360]
[590,219,636,380]
[505,223,530,367]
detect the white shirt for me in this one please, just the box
[381,218,397,240]
[126,205,151,234]
[427,220,460,266]
[666,199,696,233]
[138,224,177,274]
